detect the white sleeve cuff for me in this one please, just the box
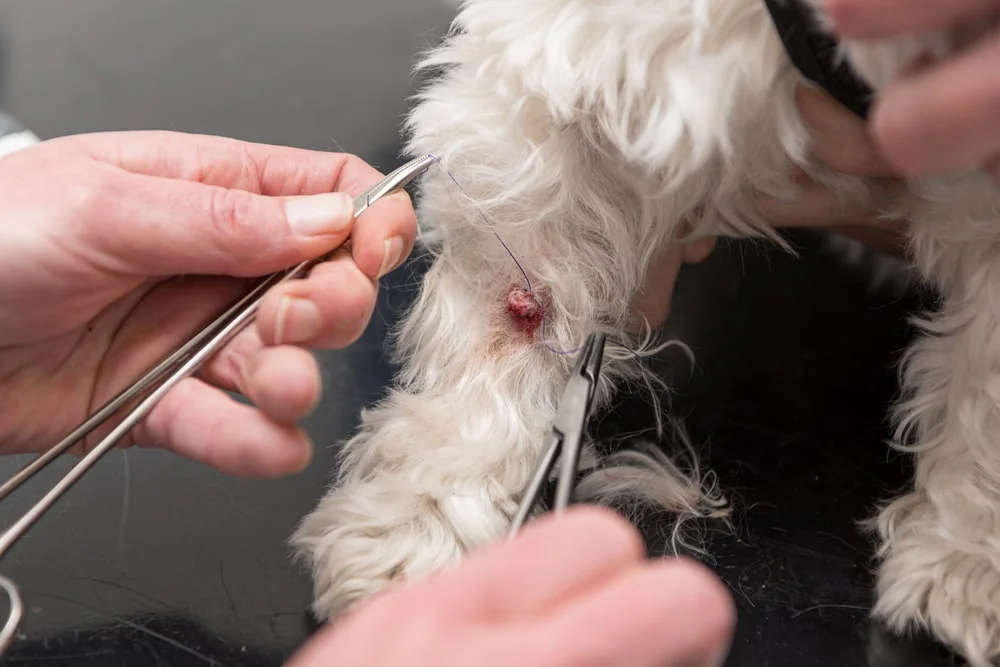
[0,129,41,159]
[0,113,40,159]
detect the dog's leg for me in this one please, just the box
[290,91,698,621]
[292,0,809,621]
[290,169,705,619]
[802,11,1000,664]
[872,180,1000,667]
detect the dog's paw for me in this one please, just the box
[290,375,548,620]
[875,503,1000,667]
[291,483,458,620]
[291,421,515,620]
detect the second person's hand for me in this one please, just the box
[826,0,1000,182]
[288,507,736,667]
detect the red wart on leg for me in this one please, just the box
[506,287,543,338]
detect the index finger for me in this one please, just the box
[73,130,419,277]
[70,130,391,197]
[826,0,1000,39]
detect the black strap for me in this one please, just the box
[763,0,874,119]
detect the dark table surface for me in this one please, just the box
[0,2,965,665]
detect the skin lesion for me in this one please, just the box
[483,285,546,356]
[490,229,719,353]
[505,287,544,338]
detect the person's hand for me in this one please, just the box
[825,0,1000,182]
[754,85,910,256]
[0,131,416,474]
[287,507,735,667]
[634,84,910,330]
[632,232,717,331]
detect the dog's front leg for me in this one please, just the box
[874,188,1000,667]
[289,0,784,620]
[289,137,681,621]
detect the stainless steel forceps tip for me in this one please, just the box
[508,332,607,537]
[0,152,440,656]
[356,153,438,216]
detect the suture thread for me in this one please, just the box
[433,160,658,361]
[438,164,588,355]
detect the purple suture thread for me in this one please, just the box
[439,165,585,355]
[435,161,645,360]
[440,167,533,293]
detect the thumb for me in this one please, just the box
[86,170,357,277]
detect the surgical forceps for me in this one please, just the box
[508,332,607,537]
[0,152,440,655]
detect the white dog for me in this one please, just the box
[292,1,1000,664]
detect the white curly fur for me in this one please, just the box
[292,1,1000,663]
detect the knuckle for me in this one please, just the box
[334,152,374,189]
[208,188,268,261]
[341,152,364,170]
[207,188,260,254]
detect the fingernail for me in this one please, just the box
[377,236,404,279]
[275,297,321,344]
[285,192,354,237]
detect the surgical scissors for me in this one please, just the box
[0,152,439,655]
[508,332,607,537]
